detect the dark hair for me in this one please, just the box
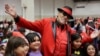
[19,28,25,33]
[18,27,26,35]
[88,22,95,29]
[75,23,82,33]
[84,18,88,25]
[25,32,41,56]
[4,37,28,56]
[83,43,98,56]
[6,32,12,38]
[71,33,82,42]
[25,32,40,44]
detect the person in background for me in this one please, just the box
[0,44,6,56]
[18,27,26,36]
[4,37,29,56]
[71,33,83,56]
[0,38,8,56]
[26,32,42,56]
[83,43,98,56]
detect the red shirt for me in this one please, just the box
[54,26,67,56]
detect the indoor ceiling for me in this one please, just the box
[73,0,100,2]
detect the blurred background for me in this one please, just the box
[0,0,100,21]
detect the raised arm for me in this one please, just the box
[5,4,17,18]
[5,4,44,33]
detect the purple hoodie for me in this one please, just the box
[29,50,42,56]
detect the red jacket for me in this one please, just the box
[15,17,91,56]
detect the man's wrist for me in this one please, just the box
[13,14,18,18]
[14,15,20,23]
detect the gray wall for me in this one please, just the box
[1,0,100,20]
[0,0,22,21]
[73,1,100,17]
[34,0,74,19]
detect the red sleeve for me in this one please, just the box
[16,17,44,33]
[81,32,92,43]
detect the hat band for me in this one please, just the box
[62,8,72,16]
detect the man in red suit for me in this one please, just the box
[5,4,93,56]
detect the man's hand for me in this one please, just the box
[5,4,17,18]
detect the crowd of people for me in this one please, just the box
[0,4,100,56]
[0,22,42,56]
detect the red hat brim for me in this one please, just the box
[57,8,73,19]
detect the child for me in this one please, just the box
[4,37,29,56]
[26,32,42,56]
[71,33,83,56]
[83,43,98,56]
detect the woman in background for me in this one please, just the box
[4,37,29,56]
[83,43,98,56]
[26,32,42,56]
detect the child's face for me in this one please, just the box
[14,45,29,56]
[30,36,41,51]
[87,45,96,56]
[73,37,82,49]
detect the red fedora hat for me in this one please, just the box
[57,6,73,19]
